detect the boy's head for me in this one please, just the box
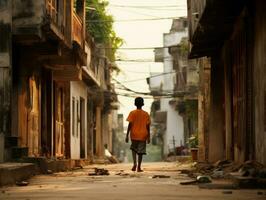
[134,97,144,108]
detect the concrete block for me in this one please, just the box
[0,163,37,186]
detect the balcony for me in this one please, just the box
[82,40,101,87]
[73,12,83,47]
[187,0,206,42]
[188,0,246,58]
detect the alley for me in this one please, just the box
[0,162,265,200]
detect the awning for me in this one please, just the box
[189,0,247,58]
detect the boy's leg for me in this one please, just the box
[132,150,137,171]
[137,154,143,172]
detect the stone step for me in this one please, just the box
[0,162,37,187]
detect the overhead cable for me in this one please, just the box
[87,16,179,22]
[109,4,185,8]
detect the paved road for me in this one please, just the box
[0,162,265,200]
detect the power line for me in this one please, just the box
[87,16,179,22]
[110,5,186,12]
[98,45,182,50]
[111,78,185,98]
[109,4,186,8]
[116,59,155,62]
[121,70,154,74]
[114,85,185,98]
[117,71,177,83]
[112,78,151,95]
[111,5,160,18]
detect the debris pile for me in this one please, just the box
[115,170,130,177]
[180,160,266,189]
[15,181,29,186]
[152,175,170,179]
[88,168,110,176]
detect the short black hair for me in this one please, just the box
[134,97,144,107]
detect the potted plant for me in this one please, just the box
[189,134,198,161]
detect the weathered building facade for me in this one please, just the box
[188,0,266,165]
[0,0,116,163]
[149,18,198,156]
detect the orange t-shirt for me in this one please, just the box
[127,109,150,141]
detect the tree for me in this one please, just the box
[85,0,123,66]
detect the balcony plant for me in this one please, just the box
[188,134,198,161]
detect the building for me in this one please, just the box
[188,0,266,165]
[0,0,116,163]
[149,18,198,156]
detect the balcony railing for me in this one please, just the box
[46,0,58,25]
[73,12,83,46]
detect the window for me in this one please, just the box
[76,100,79,137]
[72,97,75,136]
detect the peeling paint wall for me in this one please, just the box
[0,0,12,161]
[12,0,45,34]
[0,1,12,135]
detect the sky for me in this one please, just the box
[107,0,187,124]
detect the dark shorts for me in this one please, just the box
[130,140,146,155]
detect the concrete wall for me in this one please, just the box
[12,0,45,27]
[160,20,187,155]
[253,0,266,165]
[0,0,12,161]
[149,73,163,92]
[161,98,184,154]
[163,31,187,91]
[70,81,87,159]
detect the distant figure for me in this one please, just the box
[125,97,151,172]
[104,144,119,163]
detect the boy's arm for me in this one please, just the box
[146,124,150,144]
[125,122,132,143]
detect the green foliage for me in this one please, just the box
[176,100,198,121]
[178,38,189,57]
[85,0,123,63]
[188,134,198,148]
[185,100,198,119]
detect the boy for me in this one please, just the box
[125,97,150,172]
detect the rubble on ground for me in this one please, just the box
[180,175,211,185]
[115,170,130,176]
[152,175,170,179]
[180,160,266,189]
[15,181,29,186]
[88,168,110,176]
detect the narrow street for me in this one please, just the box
[0,162,265,200]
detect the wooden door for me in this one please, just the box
[27,77,40,157]
[54,85,64,157]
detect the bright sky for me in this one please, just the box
[107,0,187,124]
